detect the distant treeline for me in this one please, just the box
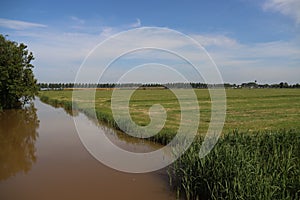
[38,82,300,90]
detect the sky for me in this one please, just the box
[0,0,299,84]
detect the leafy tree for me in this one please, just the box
[0,35,38,109]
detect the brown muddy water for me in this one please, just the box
[0,99,175,200]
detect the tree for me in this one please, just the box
[0,35,38,109]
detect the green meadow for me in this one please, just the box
[39,88,300,134]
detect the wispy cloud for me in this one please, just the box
[206,38,300,83]
[70,16,85,24]
[4,19,299,83]
[0,18,47,30]
[130,18,141,28]
[190,34,239,47]
[263,0,300,24]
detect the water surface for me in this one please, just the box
[0,99,174,200]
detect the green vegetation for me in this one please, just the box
[39,88,300,136]
[38,81,300,89]
[38,88,300,199]
[169,130,300,200]
[0,35,38,109]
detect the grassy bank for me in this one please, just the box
[38,88,300,199]
[169,130,300,200]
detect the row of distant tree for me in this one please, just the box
[227,82,300,88]
[37,82,300,90]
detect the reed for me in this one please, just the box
[168,130,300,200]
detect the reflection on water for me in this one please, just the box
[0,104,39,181]
[0,99,174,200]
[83,115,164,153]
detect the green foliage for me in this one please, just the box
[0,34,38,109]
[169,130,300,200]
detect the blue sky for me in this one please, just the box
[0,0,299,83]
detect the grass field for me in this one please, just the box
[39,88,300,135]
[38,88,300,199]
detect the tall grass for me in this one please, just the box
[168,130,300,200]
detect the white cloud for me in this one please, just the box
[68,28,300,84]
[208,39,300,83]
[4,19,299,83]
[130,18,141,28]
[70,16,85,24]
[9,26,115,82]
[190,34,239,47]
[263,0,300,24]
[0,18,47,30]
